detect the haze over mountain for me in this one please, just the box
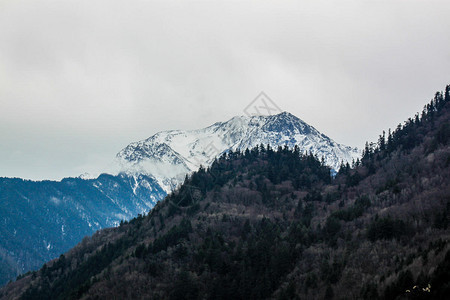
[2,1,450,183]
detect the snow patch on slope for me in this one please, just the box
[112,112,360,193]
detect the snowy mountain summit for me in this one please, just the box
[114,112,360,192]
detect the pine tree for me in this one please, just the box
[445,85,450,103]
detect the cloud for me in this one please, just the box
[0,0,449,180]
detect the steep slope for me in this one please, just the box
[114,112,359,192]
[0,173,165,286]
[3,86,449,300]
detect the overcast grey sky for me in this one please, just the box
[1,0,449,180]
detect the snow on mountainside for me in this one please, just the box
[0,173,166,285]
[114,112,360,192]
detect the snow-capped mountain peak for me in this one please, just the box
[113,112,360,192]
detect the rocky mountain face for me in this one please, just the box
[2,86,449,299]
[113,112,360,192]
[0,173,165,286]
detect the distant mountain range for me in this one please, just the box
[0,174,165,286]
[113,112,360,192]
[0,111,359,286]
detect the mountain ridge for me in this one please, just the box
[3,84,450,298]
[0,173,165,286]
[0,111,359,286]
[1,85,449,299]
[113,111,360,192]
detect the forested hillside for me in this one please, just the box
[1,86,449,299]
